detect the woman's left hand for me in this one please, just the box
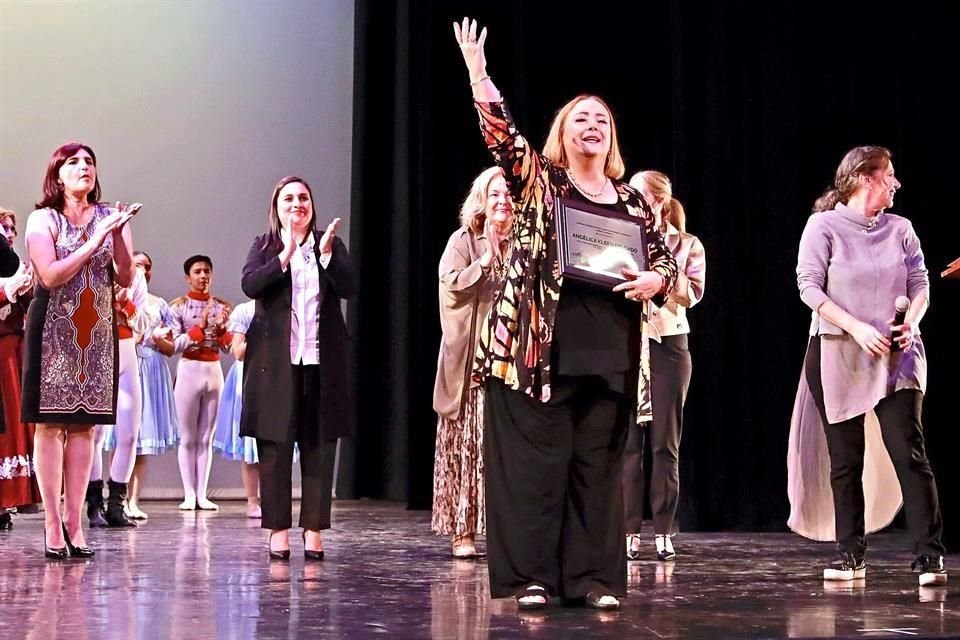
[891,319,916,351]
[612,268,664,302]
[113,201,143,231]
[319,217,341,255]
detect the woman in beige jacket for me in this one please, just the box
[432,166,513,558]
[623,170,706,562]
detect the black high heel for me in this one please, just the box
[44,529,68,560]
[62,524,95,558]
[268,531,290,560]
[302,530,325,561]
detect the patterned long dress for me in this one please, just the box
[21,205,118,424]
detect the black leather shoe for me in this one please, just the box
[585,590,620,610]
[0,511,12,530]
[63,525,95,559]
[104,481,137,528]
[269,531,290,561]
[303,531,325,561]
[86,480,108,528]
[44,531,68,560]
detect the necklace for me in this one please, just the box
[492,247,512,280]
[566,168,608,198]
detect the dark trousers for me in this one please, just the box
[804,337,944,557]
[484,375,628,600]
[257,365,337,531]
[622,335,692,535]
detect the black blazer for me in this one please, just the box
[239,233,356,443]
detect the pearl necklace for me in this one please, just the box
[566,168,608,198]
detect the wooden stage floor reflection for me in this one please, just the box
[0,501,957,639]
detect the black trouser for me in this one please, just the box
[622,335,692,535]
[804,337,944,557]
[257,365,337,531]
[483,375,628,600]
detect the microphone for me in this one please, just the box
[891,295,910,351]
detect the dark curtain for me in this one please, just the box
[341,0,960,543]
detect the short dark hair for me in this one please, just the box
[183,254,213,274]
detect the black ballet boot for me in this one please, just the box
[0,510,12,530]
[105,480,137,528]
[86,480,108,528]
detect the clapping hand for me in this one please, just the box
[319,218,341,255]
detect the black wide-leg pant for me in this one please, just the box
[622,335,692,535]
[257,365,337,532]
[804,336,944,557]
[483,375,628,600]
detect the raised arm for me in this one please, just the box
[454,17,546,209]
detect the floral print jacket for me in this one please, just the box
[472,100,678,422]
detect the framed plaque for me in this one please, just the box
[555,197,648,287]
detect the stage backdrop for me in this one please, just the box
[346,0,960,546]
[0,0,355,498]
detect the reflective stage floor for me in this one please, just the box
[0,501,957,639]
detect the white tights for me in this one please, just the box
[89,339,142,484]
[174,359,223,505]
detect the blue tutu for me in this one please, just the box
[135,345,180,455]
[213,360,258,463]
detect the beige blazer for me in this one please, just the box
[647,222,706,341]
[433,225,502,419]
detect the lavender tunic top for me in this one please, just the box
[788,203,927,541]
[796,203,929,423]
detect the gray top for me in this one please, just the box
[796,203,929,422]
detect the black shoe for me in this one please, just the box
[62,524,95,558]
[269,531,290,561]
[515,584,549,610]
[585,590,621,610]
[86,480,108,528]
[912,554,947,586]
[44,531,68,560]
[104,481,137,528]
[823,550,866,581]
[302,531,325,561]
[626,535,641,561]
[0,511,12,531]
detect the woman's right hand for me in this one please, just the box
[453,17,488,81]
[279,231,298,266]
[850,320,890,356]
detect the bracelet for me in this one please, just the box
[469,75,490,86]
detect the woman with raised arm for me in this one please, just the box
[453,18,678,610]
[789,146,946,587]
[22,142,139,559]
